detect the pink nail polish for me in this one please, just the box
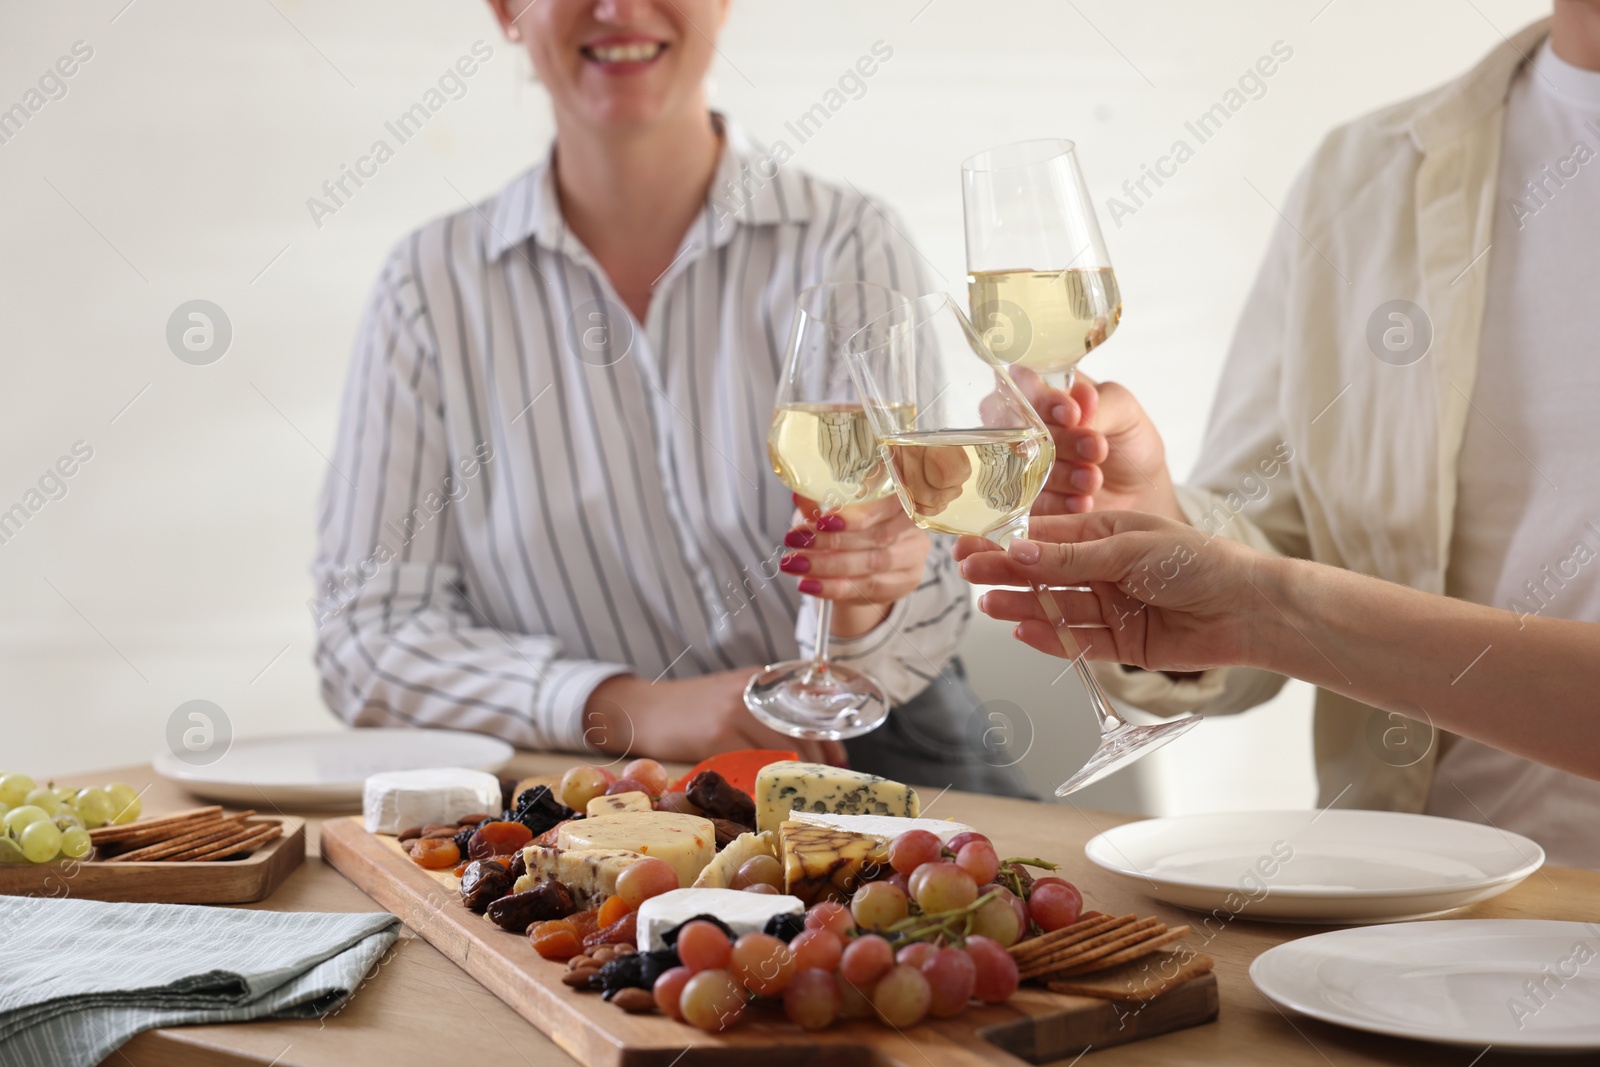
[785,529,815,549]
[798,578,823,595]
[780,554,810,574]
[817,514,845,533]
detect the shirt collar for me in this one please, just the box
[484,113,810,263]
[1408,17,1550,150]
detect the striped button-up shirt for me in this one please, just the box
[312,120,970,751]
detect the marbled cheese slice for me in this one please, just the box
[785,811,974,845]
[691,831,777,889]
[514,845,646,908]
[556,812,716,887]
[779,820,890,905]
[362,767,502,835]
[586,791,652,816]
[636,887,803,951]
[754,761,920,835]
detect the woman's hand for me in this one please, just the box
[1013,371,1184,520]
[584,671,849,766]
[953,511,1267,672]
[782,493,930,638]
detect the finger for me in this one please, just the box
[1032,491,1096,517]
[783,538,925,579]
[1003,531,1162,588]
[1013,619,1121,662]
[792,575,914,602]
[793,494,902,529]
[1047,425,1108,464]
[785,520,911,553]
[1012,366,1075,427]
[1045,461,1103,498]
[952,534,1002,562]
[977,588,1107,627]
[1070,375,1100,425]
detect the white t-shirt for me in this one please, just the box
[1431,39,1600,868]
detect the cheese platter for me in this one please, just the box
[323,752,1218,1066]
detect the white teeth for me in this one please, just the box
[588,42,662,63]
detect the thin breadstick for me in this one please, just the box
[107,814,255,862]
[1017,918,1166,976]
[88,807,223,842]
[186,823,280,861]
[158,820,270,862]
[1045,926,1194,977]
[1009,914,1136,961]
[1020,920,1172,978]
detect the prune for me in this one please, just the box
[685,771,756,827]
[763,913,806,942]
[505,784,575,839]
[488,881,575,932]
[710,818,748,850]
[451,825,476,859]
[459,859,514,913]
[598,948,680,996]
[506,849,527,881]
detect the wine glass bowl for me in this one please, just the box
[744,281,910,741]
[962,139,1122,382]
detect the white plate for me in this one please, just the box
[1252,920,1600,1050]
[1084,810,1543,923]
[153,729,514,809]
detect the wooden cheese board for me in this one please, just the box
[0,815,305,903]
[322,816,1217,1066]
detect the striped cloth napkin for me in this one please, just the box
[0,896,400,1067]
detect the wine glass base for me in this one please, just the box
[1054,715,1201,797]
[743,661,890,741]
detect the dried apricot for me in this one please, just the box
[596,894,632,929]
[583,911,637,949]
[411,837,460,870]
[567,907,601,940]
[529,919,582,961]
[468,820,534,860]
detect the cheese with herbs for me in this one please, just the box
[514,845,646,907]
[556,811,715,887]
[586,791,652,816]
[754,761,920,835]
[636,888,803,951]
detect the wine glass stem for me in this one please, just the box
[811,595,833,669]
[997,519,1129,737]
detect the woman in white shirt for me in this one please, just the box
[310,0,1034,794]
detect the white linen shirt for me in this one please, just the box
[311,121,968,751]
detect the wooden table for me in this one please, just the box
[53,755,1598,1067]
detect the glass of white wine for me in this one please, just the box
[744,281,911,741]
[845,293,1198,797]
[963,138,1120,387]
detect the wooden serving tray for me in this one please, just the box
[0,816,304,904]
[322,817,1216,1066]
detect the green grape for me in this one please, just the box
[0,773,34,807]
[0,838,25,864]
[0,802,9,823]
[3,805,48,835]
[74,787,114,829]
[55,787,77,807]
[20,820,62,863]
[106,782,141,824]
[59,827,92,859]
[53,812,84,832]
[24,788,61,817]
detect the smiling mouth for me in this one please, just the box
[581,42,666,64]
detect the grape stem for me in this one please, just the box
[885,889,1002,947]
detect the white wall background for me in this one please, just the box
[0,0,1547,811]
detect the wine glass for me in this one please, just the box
[962,139,1120,388]
[743,281,911,741]
[845,294,1198,796]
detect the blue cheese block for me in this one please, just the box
[754,761,920,836]
[636,887,804,951]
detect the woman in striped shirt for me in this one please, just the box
[313,0,1070,795]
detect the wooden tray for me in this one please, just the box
[322,817,1216,1066]
[0,816,304,904]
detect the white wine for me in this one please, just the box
[878,428,1055,537]
[968,267,1122,374]
[768,402,906,508]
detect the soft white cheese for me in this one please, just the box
[785,811,975,845]
[636,887,804,951]
[362,767,502,834]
